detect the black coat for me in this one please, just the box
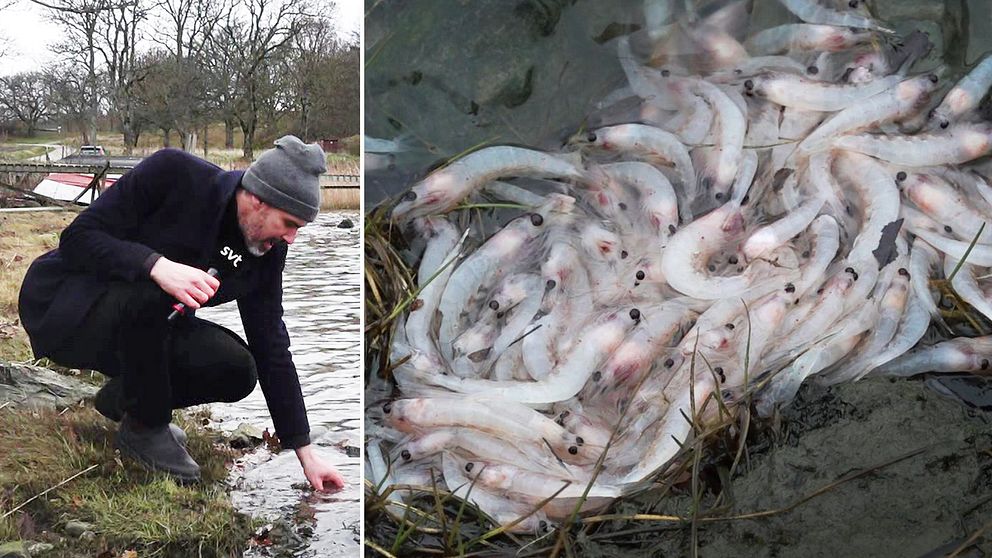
[18,148,310,448]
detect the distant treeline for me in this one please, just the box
[0,0,358,159]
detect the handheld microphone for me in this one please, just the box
[167,267,219,323]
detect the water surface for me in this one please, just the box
[199,210,361,557]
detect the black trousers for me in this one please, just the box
[46,281,257,426]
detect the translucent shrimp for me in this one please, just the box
[449,311,499,378]
[745,24,873,56]
[927,54,992,130]
[601,161,684,232]
[742,191,825,261]
[776,0,893,32]
[661,200,798,300]
[489,275,544,359]
[758,304,874,416]
[412,309,641,404]
[620,374,715,484]
[585,301,696,396]
[798,73,939,155]
[899,171,992,243]
[744,71,902,111]
[905,217,992,267]
[826,251,911,384]
[401,217,462,373]
[873,336,992,377]
[457,454,621,519]
[944,254,992,322]
[834,152,900,268]
[795,215,841,295]
[860,277,932,379]
[573,123,697,198]
[442,454,549,533]
[436,195,574,358]
[831,123,992,167]
[676,76,747,195]
[398,428,585,481]
[382,397,592,462]
[770,267,859,363]
[391,146,584,220]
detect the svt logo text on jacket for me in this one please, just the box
[220,246,243,268]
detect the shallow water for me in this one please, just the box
[198,210,361,557]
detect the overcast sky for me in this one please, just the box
[0,0,360,76]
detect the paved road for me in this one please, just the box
[23,144,68,163]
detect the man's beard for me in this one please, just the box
[239,220,277,257]
[245,240,268,257]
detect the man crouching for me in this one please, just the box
[18,135,345,490]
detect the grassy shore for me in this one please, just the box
[0,408,255,557]
[0,210,258,556]
[0,210,74,363]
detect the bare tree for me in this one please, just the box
[152,0,224,62]
[0,72,54,136]
[213,0,310,159]
[278,17,333,141]
[311,30,358,138]
[43,0,108,144]
[146,0,226,151]
[46,64,93,139]
[95,0,149,153]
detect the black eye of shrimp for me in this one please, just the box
[530,213,544,226]
[401,191,417,202]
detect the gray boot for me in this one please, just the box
[115,415,200,483]
[95,378,188,445]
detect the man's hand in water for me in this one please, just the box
[295,444,345,492]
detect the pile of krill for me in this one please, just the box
[367,0,992,532]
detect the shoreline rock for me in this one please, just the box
[0,361,97,410]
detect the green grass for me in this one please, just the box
[0,145,51,161]
[0,407,256,557]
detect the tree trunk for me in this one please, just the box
[241,126,254,160]
[162,128,171,147]
[202,124,208,159]
[241,83,258,160]
[224,119,235,149]
[86,39,98,146]
[121,114,136,156]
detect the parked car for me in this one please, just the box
[78,145,106,156]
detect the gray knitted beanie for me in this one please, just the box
[242,135,325,222]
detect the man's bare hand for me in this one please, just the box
[296,445,345,492]
[149,258,220,309]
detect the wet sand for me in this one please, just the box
[614,378,992,557]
